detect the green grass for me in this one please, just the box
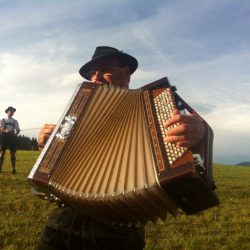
[145,164,250,250]
[0,151,249,250]
[0,151,54,250]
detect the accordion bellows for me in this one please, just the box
[28,77,219,225]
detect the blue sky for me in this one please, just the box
[0,0,249,164]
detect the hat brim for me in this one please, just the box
[5,108,16,113]
[79,52,138,80]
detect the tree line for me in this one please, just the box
[16,135,39,150]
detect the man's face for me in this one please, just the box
[89,57,131,88]
[7,110,14,117]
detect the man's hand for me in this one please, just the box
[38,124,56,150]
[164,109,206,148]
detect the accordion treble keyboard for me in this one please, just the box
[153,88,193,167]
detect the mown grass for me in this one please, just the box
[145,164,250,250]
[0,151,54,250]
[0,151,249,250]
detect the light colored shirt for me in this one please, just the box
[0,117,20,133]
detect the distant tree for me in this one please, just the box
[16,135,39,151]
[31,137,39,150]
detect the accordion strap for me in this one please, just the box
[174,92,215,190]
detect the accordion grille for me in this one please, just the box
[49,85,158,199]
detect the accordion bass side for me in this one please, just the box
[28,77,219,225]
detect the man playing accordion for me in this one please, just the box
[35,46,207,250]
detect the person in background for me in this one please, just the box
[0,106,20,174]
[35,46,206,250]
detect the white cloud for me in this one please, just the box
[0,52,82,139]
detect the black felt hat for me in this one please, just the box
[5,106,16,113]
[79,46,138,80]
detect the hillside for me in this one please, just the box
[237,161,250,166]
[0,152,250,249]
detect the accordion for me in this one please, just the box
[28,77,219,225]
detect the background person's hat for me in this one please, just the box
[5,106,16,113]
[79,46,138,80]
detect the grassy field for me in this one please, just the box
[0,151,249,250]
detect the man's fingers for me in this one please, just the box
[165,124,194,136]
[165,133,194,142]
[177,139,198,148]
[164,134,199,148]
[38,124,56,149]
